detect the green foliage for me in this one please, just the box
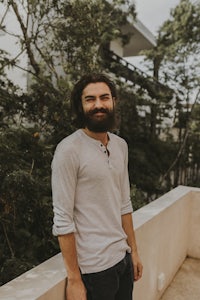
[159,0,200,53]
[0,125,59,284]
[0,75,60,285]
[130,185,148,211]
[142,0,200,190]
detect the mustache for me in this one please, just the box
[88,108,110,116]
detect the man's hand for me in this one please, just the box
[121,213,143,281]
[66,278,87,300]
[131,252,143,281]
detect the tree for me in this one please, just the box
[144,0,200,189]
[1,0,136,140]
[0,70,60,284]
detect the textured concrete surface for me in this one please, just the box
[0,253,66,300]
[160,257,200,300]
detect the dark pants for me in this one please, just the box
[81,252,134,300]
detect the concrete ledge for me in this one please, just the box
[133,185,196,229]
[0,253,66,300]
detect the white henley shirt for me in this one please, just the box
[52,129,133,274]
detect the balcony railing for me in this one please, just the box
[101,47,174,102]
[1,185,200,300]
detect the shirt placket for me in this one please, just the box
[99,143,112,169]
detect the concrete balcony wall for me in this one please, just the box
[0,186,200,300]
[187,191,200,259]
[133,186,200,300]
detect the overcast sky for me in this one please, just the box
[135,0,180,35]
[126,1,181,70]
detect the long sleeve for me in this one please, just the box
[120,141,133,215]
[52,143,79,236]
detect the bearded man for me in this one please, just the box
[51,73,143,300]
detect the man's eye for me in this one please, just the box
[101,96,110,101]
[85,98,94,102]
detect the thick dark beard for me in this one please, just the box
[84,108,116,133]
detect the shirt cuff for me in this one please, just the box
[121,201,133,215]
[52,222,76,236]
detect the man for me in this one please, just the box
[52,73,143,300]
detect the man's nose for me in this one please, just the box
[94,98,103,108]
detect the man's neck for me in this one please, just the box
[83,128,109,146]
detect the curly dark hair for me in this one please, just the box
[71,73,117,128]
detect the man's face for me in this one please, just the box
[81,82,115,132]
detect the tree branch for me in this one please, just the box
[0,3,9,28]
[0,48,25,71]
[1,222,15,258]
[10,0,40,76]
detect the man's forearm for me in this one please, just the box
[58,233,81,280]
[122,213,143,281]
[121,213,138,253]
[58,233,87,300]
